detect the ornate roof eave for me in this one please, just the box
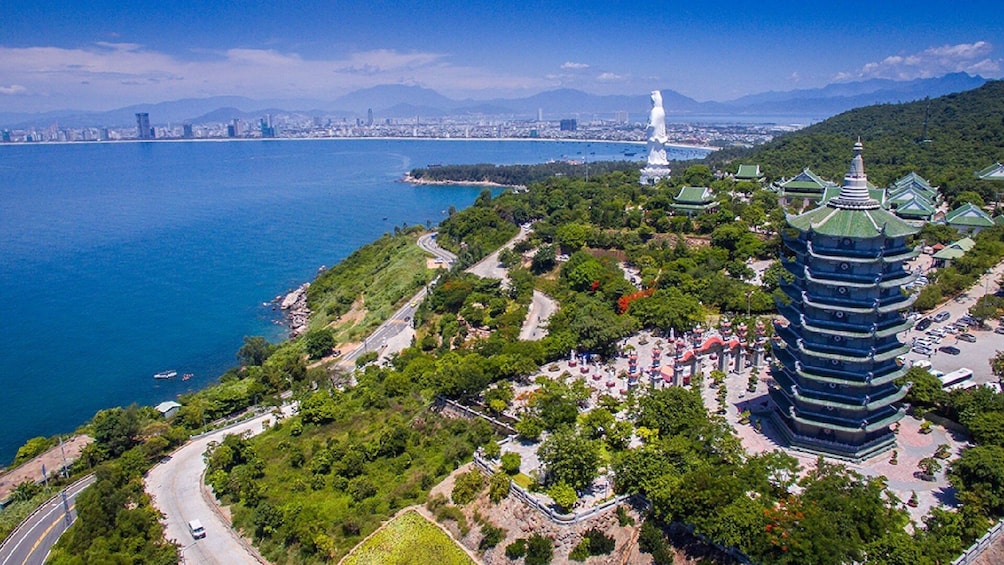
[787,387,909,413]
[787,405,907,433]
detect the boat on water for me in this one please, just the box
[154,370,178,380]
[182,373,193,381]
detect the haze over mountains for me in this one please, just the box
[0,72,987,130]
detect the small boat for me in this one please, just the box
[182,373,193,381]
[154,370,177,380]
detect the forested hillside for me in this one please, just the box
[709,80,1004,200]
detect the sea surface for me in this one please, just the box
[0,138,709,464]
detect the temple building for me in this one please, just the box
[944,202,995,234]
[886,172,941,222]
[771,141,919,461]
[670,186,718,216]
[776,168,835,207]
[734,164,764,183]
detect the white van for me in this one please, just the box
[188,519,206,539]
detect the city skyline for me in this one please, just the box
[1,0,1002,113]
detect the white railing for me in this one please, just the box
[953,520,1004,565]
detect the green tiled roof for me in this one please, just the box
[887,184,939,204]
[933,237,976,260]
[779,168,833,193]
[788,203,920,239]
[890,195,936,218]
[891,172,934,191]
[736,164,763,180]
[976,162,1004,180]
[995,215,1004,226]
[945,203,995,227]
[674,186,714,204]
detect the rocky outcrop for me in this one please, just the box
[278,283,310,336]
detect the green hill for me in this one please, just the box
[709,80,1004,200]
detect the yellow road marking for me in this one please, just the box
[21,502,76,565]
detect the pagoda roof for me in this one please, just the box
[819,186,885,206]
[735,164,763,180]
[976,162,1004,180]
[944,203,995,227]
[674,186,715,204]
[788,204,919,239]
[779,168,834,193]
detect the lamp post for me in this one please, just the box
[746,290,754,318]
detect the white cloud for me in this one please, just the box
[0,84,27,95]
[837,41,1000,81]
[561,61,589,70]
[596,72,624,81]
[0,43,550,111]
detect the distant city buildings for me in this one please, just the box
[135,113,153,140]
[559,118,577,132]
[367,108,374,126]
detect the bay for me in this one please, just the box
[0,138,708,464]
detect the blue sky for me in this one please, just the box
[1,0,1002,112]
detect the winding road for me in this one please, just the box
[0,475,96,565]
[145,407,294,565]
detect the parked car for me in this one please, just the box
[913,346,933,355]
[958,333,977,343]
[916,318,933,331]
[939,345,961,355]
[934,311,951,323]
[944,325,959,334]
[995,326,1004,335]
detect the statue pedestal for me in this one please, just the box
[640,165,672,185]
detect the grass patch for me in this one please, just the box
[0,486,60,542]
[306,229,439,343]
[512,472,534,489]
[342,510,474,565]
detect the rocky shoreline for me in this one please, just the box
[276,282,311,336]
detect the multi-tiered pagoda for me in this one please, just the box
[770,141,919,461]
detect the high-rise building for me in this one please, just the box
[135,113,153,139]
[367,108,374,126]
[1,130,10,142]
[182,124,194,139]
[537,108,543,122]
[559,119,577,132]
[771,141,919,461]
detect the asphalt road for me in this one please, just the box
[519,290,558,341]
[145,407,293,565]
[0,474,96,565]
[417,232,457,266]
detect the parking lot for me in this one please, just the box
[900,259,1004,385]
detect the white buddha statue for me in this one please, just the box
[646,90,669,166]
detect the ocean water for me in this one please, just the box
[0,138,708,464]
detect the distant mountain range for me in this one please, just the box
[0,73,988,129]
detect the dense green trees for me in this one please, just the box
[48,462,178,564]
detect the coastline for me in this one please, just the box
[0,136,718,152]
[276,283,311,337]
[400,171,523,189]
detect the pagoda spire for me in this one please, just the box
[830,138,879,210]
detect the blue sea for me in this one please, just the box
[0,138,708,464]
